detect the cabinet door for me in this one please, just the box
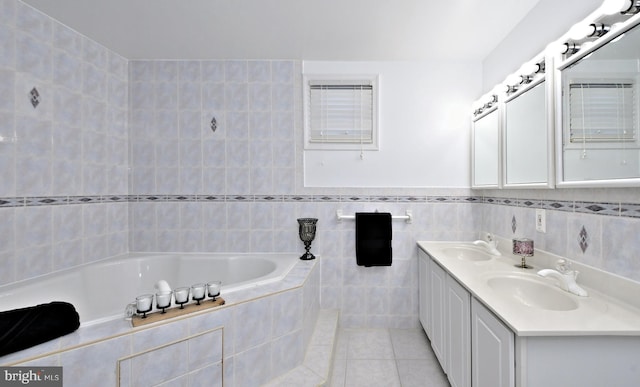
[418,250,431,336]
[446,276,471,387]
[471,298,514,387]
[429,260,447,369]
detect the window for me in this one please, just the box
[568,81,636,143]
[303,75,379,150]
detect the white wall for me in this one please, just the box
[302,61,481,188]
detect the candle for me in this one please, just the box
[136,294,153,312]
[156,291,172,308]
[207,281,221,297]
[174,287,190,304]
[191,283,206,299]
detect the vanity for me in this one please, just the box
[417,239,640,387]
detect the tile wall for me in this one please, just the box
[0,1,128,286]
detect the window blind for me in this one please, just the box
[308,80,374,144]
[569,82,636,143]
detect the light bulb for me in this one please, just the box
[601,0,633,15]
[568,23,594,40]
[506,73,521,86]
[520,62,539,76]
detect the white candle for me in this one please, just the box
[174,287,190,303]
[191,284,205,299]
[156,291,172,308]
[207,281,221,297]
[136,294,153,312]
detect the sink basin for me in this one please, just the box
[486,274,579,311]
[442,247,492,262]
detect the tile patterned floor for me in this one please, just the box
[329,328,450,387]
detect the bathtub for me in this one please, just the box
[0,253,299,326]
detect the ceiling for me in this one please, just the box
[23,0,542,61]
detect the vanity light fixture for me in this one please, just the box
[560,42,581,56]
[521,61,545,75]
[473,93,499,116]
[569,22,611,40]
[483,94,498,109]
[501,83,518,94]
[601,0,640,15]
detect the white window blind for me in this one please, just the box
[569,82,636,143]
[304,76,378,150]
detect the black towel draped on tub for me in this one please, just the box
[355,212,392,267]
[0,301,80,357]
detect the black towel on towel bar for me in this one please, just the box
[355,212,392,267]
[0,301,80,357]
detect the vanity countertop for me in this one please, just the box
[418,240,640,336]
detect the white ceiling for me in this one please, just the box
[23,0,542,61]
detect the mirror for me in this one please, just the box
[472,108,501,188]
[503,78,553,187]
[559,21,640,186]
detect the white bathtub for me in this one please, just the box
[0,253,299,326]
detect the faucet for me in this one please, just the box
[472,233,501,256]
[537,259,588,297]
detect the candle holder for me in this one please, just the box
[297,218,318,260]
[155,291,172,313]
[513,238,534,269]
[191,283,206,305]
[135,294,154,319]
[174,287,190,309]
[207,281,222,301]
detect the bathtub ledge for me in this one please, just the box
[1,258,318,366]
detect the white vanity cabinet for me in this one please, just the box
[418,250,431,335]
[446,275,471,387]
[471,298,514,387]
[421,250,472,387]
[419,241,640,387]
[429,258,447,370]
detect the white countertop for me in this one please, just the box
[417,240,640,336]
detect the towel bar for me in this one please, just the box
[336,209,413,224]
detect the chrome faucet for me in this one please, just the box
[472,233,501,256]
[537,259,588,297]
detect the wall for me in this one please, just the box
[0,1,128,286]
[302,61,478,188]
[127,57,481,328]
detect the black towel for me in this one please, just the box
[355,212,392,267]
[0,301,80,357]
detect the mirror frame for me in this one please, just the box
[555,13,640,188]
[472,106,502,189]
[502,55,556,189]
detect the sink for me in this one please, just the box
[486,274,579,311]
[442,246,492,262]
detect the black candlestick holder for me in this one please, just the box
[297,218,318,260]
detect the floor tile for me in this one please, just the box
[390,328,434,360]
[346,329,395,360]
[329,328,449,387]
[345,359,401,387]
[397,359,449,387]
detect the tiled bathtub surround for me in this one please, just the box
[1,257,320,387]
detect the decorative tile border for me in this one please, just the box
[1,194,640,219]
